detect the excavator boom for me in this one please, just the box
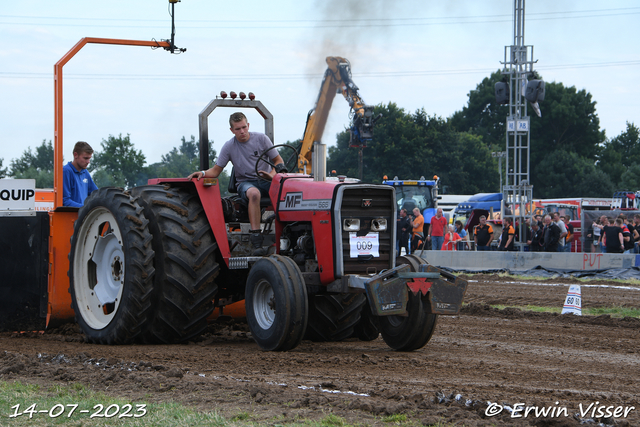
[298,57,378,174]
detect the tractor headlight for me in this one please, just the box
[370,218,387,231]
[343,218,360,231]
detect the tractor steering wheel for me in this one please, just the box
[255,144,300,181]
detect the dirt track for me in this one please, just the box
[2,274,639,426]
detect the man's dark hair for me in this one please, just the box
[229,112,247,127]
[73,141,93,155]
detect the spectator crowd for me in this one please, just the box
[397,209,640,255]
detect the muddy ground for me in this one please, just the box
[1,274,639,426]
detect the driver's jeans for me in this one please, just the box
[237,179,271,201]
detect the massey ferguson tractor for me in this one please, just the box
[2,33,467,351]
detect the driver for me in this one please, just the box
[188,112,286,255]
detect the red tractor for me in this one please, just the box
[67,90,467,351]
[3,36,467,352]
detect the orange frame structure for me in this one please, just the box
[48,38,171,327]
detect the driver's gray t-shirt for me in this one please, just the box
[216,133,276,182]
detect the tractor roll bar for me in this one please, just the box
[198,98,274,171]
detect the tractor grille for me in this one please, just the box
[334,185,395,276]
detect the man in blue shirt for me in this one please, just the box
[63,141,98,207]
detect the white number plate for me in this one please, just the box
[349,232,380,258]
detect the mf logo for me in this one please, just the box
[285,192,303,208]
[362,199,372,208]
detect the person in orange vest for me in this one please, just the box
[411,207,425,252]
[498,217,516,251]
[474,215,494,251]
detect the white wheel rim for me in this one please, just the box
[73,207,125,330]
[253,279,276,330]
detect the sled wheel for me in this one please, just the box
[246,255,308,351]
[305,293,366,342]
[131,185,220,343]
[69,187,155,344]
[379,254,438,351]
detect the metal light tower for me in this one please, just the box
[499,0,537,249]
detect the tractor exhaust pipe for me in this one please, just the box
[312,141,326,182]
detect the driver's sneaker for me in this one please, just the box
[250,231,268,256]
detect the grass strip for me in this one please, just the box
[0,381,227,427]
[488,304,640,318]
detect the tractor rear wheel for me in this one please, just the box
[353,302,380,341]
[69,187,155,344]
[379,254,438,351]
[245,255,308,351]
[305,293,366,342]
[131,185,219,344]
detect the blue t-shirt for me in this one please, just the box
[63,161,98,207]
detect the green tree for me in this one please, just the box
[532,149,614,198]
[450,70,508,152]
[329,102,426,182]
[140,135,231,195]
[0,159,7,179]
[598,122,640,187]
[9,140,54,188]
[451,75,606,192]
[619,164,640,190]
[531,81,604,164]
[90,134,146,189]
[327,103,499,193]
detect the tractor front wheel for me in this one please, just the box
[379,254,438,351]
[245,255,308,351]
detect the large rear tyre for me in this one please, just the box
[246,255,308,351]
[379,254,438,351]
[353,302,380,341]
[131,185,219,344]
[69,187,155,344]
[305,293,366,342]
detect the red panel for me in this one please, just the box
[311,211,335,284]
[152,178,231,266]
[277,175,337,199]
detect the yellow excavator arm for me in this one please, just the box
[297,56,379,174]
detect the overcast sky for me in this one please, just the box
[1,0,638,172]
